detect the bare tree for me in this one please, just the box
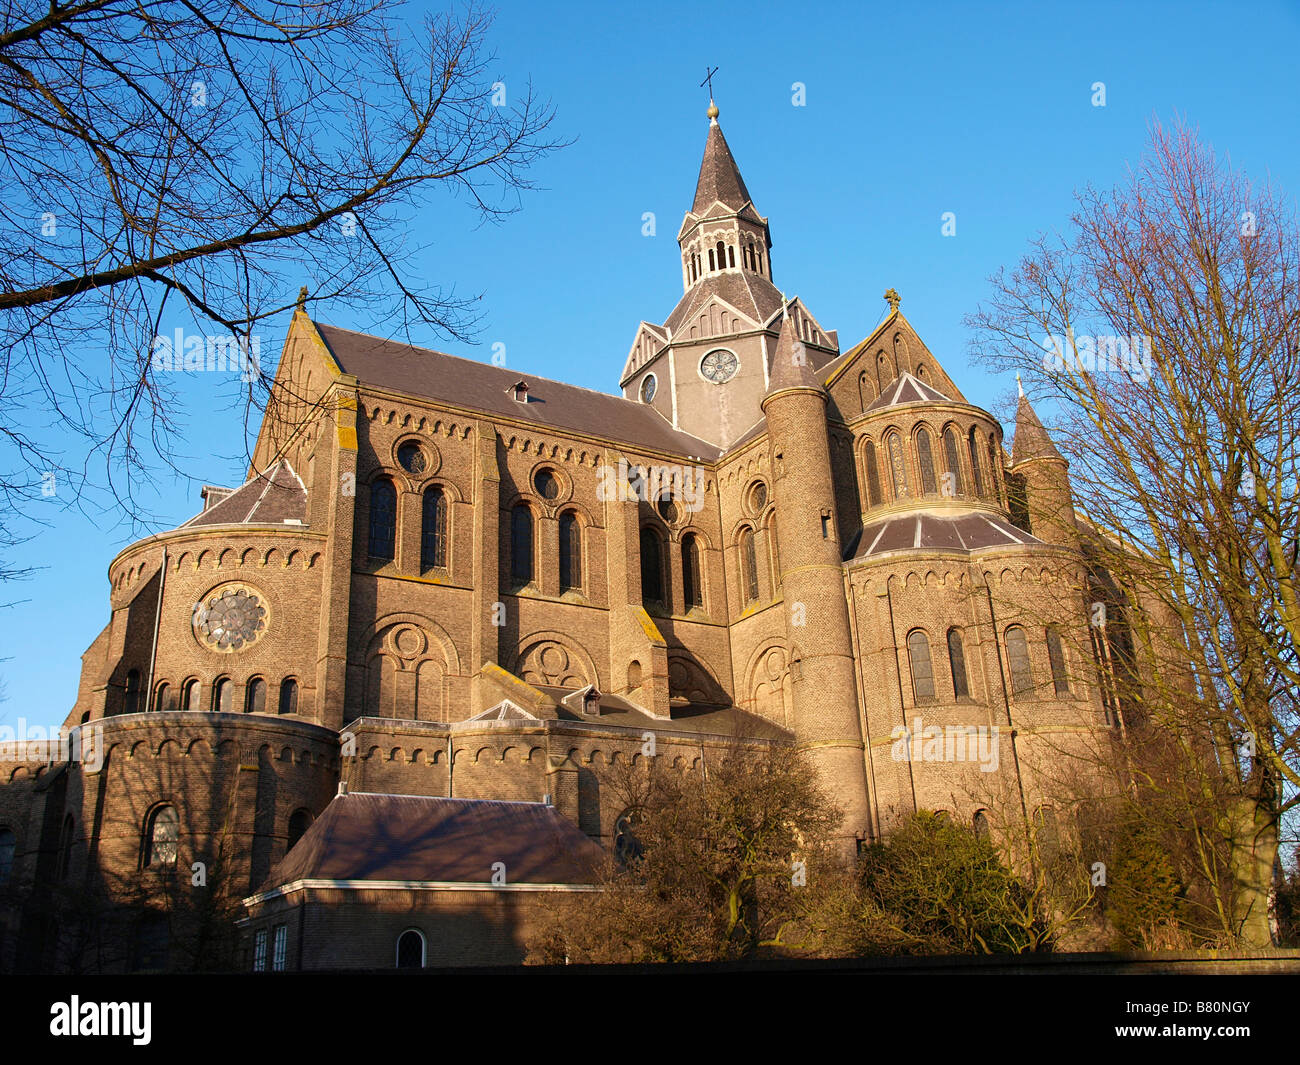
[0,0,561,540]
[967,119,1300,947]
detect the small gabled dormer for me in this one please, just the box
[508,380,529,404]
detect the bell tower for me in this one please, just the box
[619,101,840,449]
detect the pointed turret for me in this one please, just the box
[1009,385,1077,548]
[1011,388,1065,465]
[765,304,822,398]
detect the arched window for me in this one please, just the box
[1006,626,1033,696]
[368,479,397,560]
[212,677,233,713]
[755,248,764,275]
[640,527,665,606]
[559,510,582,592]
[916,428,938,495]
[744,243,753,270]
[396,929,425,969]
[727,245,735,267]
[987,436,1002,505]
[279,677,299,715]
[510,504,534,585]
[145,805,179,867]
[967,427,985,498]
[57,815,74,881]
[681,533,703,610]
[864,440,883,507]
[907,630,935,704]
[1046,626,1069,695]
[124,669,142,714]
[739,527,759,605]
[153,682,170,713]
[886,432,909,498]
[715,240,725,269]
[180,678,199,711]
[246,676,266,714]
[0,827,15,888]
[421,485,447,570]
[708,248,716,271]
[973,809,990,840]
[942,427,964,496]
[947,627,970,699]
[287,809,313,851]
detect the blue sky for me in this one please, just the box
[3,0,1298,728]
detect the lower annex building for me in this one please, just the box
[0,102,1137,972]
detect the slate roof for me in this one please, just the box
[661,269,785,337]
[532,685,791,740]
[692,120,755,214]
[766,306,821,395]
[1011,393,1065,465]
[847,511,1045,561]
[182,459,307,527]
[863,372,953,412]
[315,323,720,461]
[261,793,605,889]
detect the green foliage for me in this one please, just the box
[1103,821,1190,950]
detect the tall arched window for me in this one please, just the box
[973,809,991,840]
[1006,626,1033,696]
[916,429,938,495]
[907,630,935,704]
[0,827,15,888]
[287,809,313,851]
[559,510,581,592]
[180,678,199,711]
[510,504,534,585]
[153,682,170,713]
[1046,626,1069,695]
[708,248,716,271]
[739,527,759,605]
[755,248,764,275]
[145,805,179,867]
[57,815,75,880]
[681,533,703,610]
[368,479,397,560]
[640,527,665,606]
[967,427,985,498]
[124,669,142,714]
[245,677,266,714]
[864,440,883,507]
[421,485,447,570]
[886,432,910,498]
[987,436,1003,505]
[278,677,299,715]
[942,427,964,496]
[212,677,232,713]
[715,240,725,269]
[947,627,970,699]
[727,245,735,267]
[396,929,425,969]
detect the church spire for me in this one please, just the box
[1011,390,1065,465]
[691,105,754,215]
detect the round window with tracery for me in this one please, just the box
[193,585,268,653]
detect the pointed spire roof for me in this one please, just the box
[692,109,753,214]
[1011,392,1065,465]
[766,305,821,396]
[864,371,952,412]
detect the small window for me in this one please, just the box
[124,669,142,714]
[396,441,427,474]
[0,827,15,888]
[397,929,425,969]
[907,630,935,704]
[511,505,534,585]
[739,528,759,605]
[145,805,180,867]
[421,485,447,570]
[272,924,288,971]
[533,468,559,500]
[368,479,397,560]
[682,534,703,610]
[153,682,170,713]
[640,374,657,403]
[948,628,970,699]
[252,929,268,972]
[287,809,313,851]
[277,677,298,715]
[181,679,199,711]
[246,677,266,714]
[1006,626,1033,696]
[1046,626,1069,695]
[559,510,582,592]
[973,809,990,840]
[640,527,665,606]
[212,677,233,713]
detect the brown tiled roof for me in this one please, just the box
[533,684,792,740]
[662,270,784,336]
[316,323,720,461]
[1011,393,1065,465]
[181,459,307,527]
[692,120,754,214]
[262,793,605,889]
[766,306,821,395]
[848,511,1045,561]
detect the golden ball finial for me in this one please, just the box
[707,99,719,120]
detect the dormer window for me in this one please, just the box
[582,688,601,716]
[509,380,529,403]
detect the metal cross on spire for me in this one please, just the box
[700,65,719,99]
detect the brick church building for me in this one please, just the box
[0,101,1134,972]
